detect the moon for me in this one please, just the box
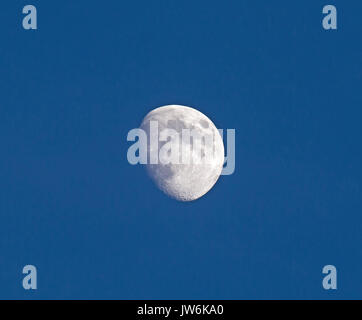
[140,105,224,201]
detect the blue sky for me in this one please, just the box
[0,0,361,299]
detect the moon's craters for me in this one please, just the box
[200,119,209,128]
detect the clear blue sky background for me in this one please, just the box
[0,1,361,299]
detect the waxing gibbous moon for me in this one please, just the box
[140,105,224,201]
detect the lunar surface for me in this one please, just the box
[140,105,224,201]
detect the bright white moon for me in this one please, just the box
[140,105,224,201]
